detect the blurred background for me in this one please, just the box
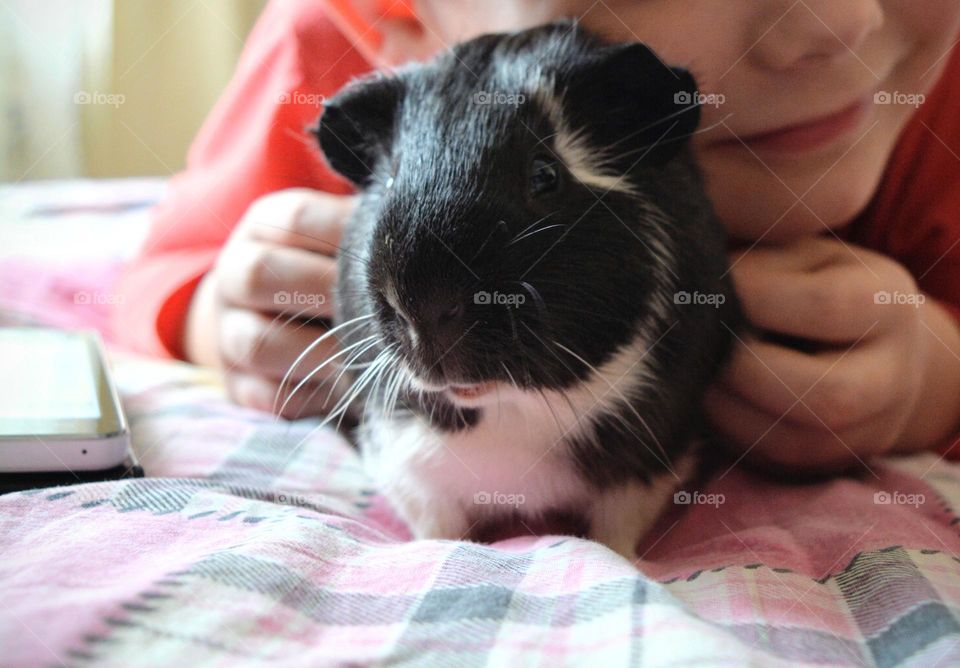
[1,0,267,182]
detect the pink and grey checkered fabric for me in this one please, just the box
[3,353,960,667]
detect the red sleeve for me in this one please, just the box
[112,0,371,358]
[848,46,960,306]
[845,44,960,457]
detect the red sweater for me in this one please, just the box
[113,3,960,442]
[112,1,372,359]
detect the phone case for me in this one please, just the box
[0,456,144,495]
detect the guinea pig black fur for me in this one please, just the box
[311,19,742,559]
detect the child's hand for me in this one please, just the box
[184,189,357,418]
[703,236,960,473]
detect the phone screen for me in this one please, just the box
[0,330,102,420]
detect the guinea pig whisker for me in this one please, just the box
[278,334,380,417]
[508,211,558,245]
[506,223,568,247]
[542,366,585,435]
[289,341,380,422]
[274,314,375,415]
[534,386,565,436]
[370,347,402,421]
[551,340,673,471]
[323,337,390,413]
[493,376,504,427]
[385,359,406,419]
[543,340,664,463]
[362,346,392,419]
[469,219,510,262]
[320,345,393,431]
[362,346,392,426]
[374,346,406,421]
[608,113,734,163]
[518,322,587,427]
[278,304,318,328]
[381,364,397,420]
[505,306,521,346]
[283,315,374,386]
[392,367,411,419]
[602,102,699,153]
[333,354,388,433]
[530,130,560,152]
[266,305,325,418]
[513,281,548,320]
[500,362,519,391]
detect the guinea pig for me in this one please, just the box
[311,19,742,559]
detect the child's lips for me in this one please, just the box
[720,96,873,154]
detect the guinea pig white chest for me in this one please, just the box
[361,401,592,540]
[357,330,689,554]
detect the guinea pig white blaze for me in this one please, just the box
[311,20,742,559]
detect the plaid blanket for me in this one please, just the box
[3,353,960,667]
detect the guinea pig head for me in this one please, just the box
[314,22,701,397]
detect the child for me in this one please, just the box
[113,0,960,472]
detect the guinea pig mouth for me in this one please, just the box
[447,382,496,399]
[405,371,498,401]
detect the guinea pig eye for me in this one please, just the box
[529,155,560,197]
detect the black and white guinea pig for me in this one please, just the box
[312,20,741,559]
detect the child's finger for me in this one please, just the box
[716,337,898,431]
[728,236,847,275]
[243,189,354,255]
[218,308,340,383]
[219,243,337,318]
[703,386,885,473]
[224,370,346,419]
[731,258,885,343]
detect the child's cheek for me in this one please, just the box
[415,1,562,43]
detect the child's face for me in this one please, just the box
[414,1,960,241]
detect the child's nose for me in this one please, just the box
[751,0,884,70]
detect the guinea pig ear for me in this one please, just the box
[561,42,701,167]
[310,75,404,187]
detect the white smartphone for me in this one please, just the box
[0,328,132,473]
